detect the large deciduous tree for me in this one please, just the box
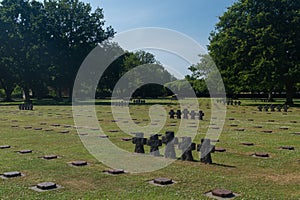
[209,0,300,104]
[44,0,114,101]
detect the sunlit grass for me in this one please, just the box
[0,98,299,199]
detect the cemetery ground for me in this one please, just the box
[0,98,299,199]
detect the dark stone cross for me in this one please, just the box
[147,134,162,156]
[178,137,196,161]
[162,131,178,159]
[169,110,175,119]
[197,138,215,164]
[18,104,33,110]
[198,110,204,120]
[182,109,189,119]
[283,105,288,112]
[258,105,263,112]
[190,110,196,120]
[264,105,269,112]
[270,104,275,112]
[132,132,147,153]
[277,105,282,112]
[176,110,182,119]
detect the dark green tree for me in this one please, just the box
[209,0,300,104]
[44,0,114,100]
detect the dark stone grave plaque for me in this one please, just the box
[279,127,289,130]
[109,130,119,132]
[262,130,272,133]
[34,128,42,130]
[153,178,173,185]
[3,171,22,178]
[36,182,57,190]
[290,121,297,123]
[24,126,32,129]
[268,119,275,122]
[19,150,32,154]
[59,130,69,134]
[71,161,88,166]
[51,124,60,127]
[0,145,11,149]
[43,155,58,160]
[121,138,131,141]
[253,152,269,157]
[214,147,226,152]
[248,119,254,121]
[11,125,18,128]
[253,125,263,128]
[229,118,235,121]
[106,169,125,175]
[44,129,54,132]
[241,142,254,146]
[230,124,238,127]
[235,128,245,131]
[212,189,234,198]
[280,146,294,150]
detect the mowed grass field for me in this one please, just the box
[0,99,299,199]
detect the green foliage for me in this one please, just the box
[209,0,300,103]
[98,50,175,98]
[0,0,114,101]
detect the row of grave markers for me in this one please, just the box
[257,104,289,112]
[169,109,205,120]
[0,142,237,198]
[18,104,33,110]
[132,131,215,164]
[216,99,241,106]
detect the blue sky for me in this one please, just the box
[84,0,236,78]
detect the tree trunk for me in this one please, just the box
[0,80,14,102]
[23,88,31,103]
[55,87,63,101]
[286,82,294,105]
[267,92,274,102]
[68,86,73,102]
[4,88,13,102]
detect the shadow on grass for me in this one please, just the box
[211,163,236,168]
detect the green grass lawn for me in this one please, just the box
[0,99,299,199]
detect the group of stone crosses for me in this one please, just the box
[169,109,205,120]
[111,101,130,107]
[132,131,215,164]
[216,99,241,106]
[132,99,146,105]
[18,103,33,110]
[257,104,289,112]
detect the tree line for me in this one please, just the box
[1,0,299,103]
[0,0,175,102]
[206,0,299,104]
